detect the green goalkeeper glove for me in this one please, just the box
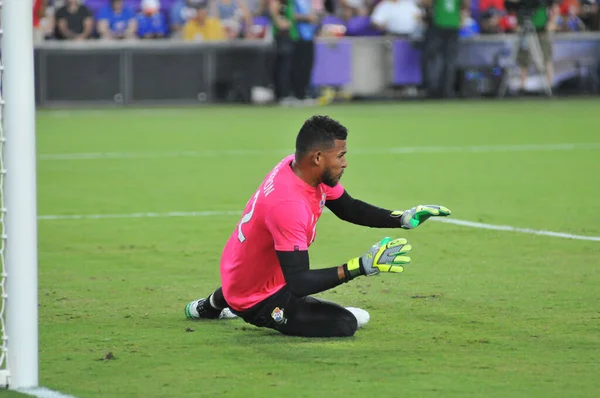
[392,205,451,230]
[346,237,412,278]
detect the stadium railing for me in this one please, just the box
[34,33,600,107]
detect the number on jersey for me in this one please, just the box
[238,190,260,243]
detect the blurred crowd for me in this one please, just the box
[32,0,600,44]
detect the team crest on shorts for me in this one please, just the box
[271,307,286,324]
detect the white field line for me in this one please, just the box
[37,210,242,221]
[38,143,600,161]
[43,109,196,118]
[17,387,79,398]
[433,218,600,242]
[37,210,600,242]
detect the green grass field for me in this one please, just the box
[3,99,600,398]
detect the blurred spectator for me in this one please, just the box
[54,0,94,41]
[498,10,518,32]
[182,0,227,40]
[253,0,271,16]
[269,0,295,103]
[371,0,424,36]
[557,0,586,31]
[39,0,62,40]
[578,0,599,30]
[33,0,46,44]
[216,0,254,38]
[97,0,138,40]
[291,0,320,103]
[245,13,272,38]
[169,0,190,36]
[137,0,169,38]
[338,0,370,21]
[418,0,433,91]
[421,0,470,98]
[459,7,480,36]
[479,0,507,33]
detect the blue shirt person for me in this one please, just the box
[97,0,138,39]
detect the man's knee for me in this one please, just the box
[335,310,359,337]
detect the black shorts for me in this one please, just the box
[230,286,358,338]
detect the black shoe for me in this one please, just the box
[185,297,237,320]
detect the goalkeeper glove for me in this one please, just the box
[346,237,412,278]
[392,205,451,230]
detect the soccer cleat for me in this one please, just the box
[345,307,370,329]
[218,308,238,319]
[185,298,238,320]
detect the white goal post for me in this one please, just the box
[0,0,40,390]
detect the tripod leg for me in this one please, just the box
[498,30,523,98]
[527,30,553,96]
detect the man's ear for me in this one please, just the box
[313,150,324,166]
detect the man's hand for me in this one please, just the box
[347,237,412,277]
[393,205,451,230]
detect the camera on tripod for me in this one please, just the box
[505,0,550,21]
[498,0,555,97]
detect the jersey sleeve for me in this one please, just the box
[324,182,345,201]
[265,201,310,252]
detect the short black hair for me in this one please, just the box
[295,115,348,159]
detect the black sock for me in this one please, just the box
[209,287,227,310]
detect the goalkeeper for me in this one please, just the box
[185,115,451,338]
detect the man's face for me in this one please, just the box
[318,139,347,187]
[112,0,124,13]
[194,8,208,22]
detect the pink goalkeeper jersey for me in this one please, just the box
[220,154,344,312]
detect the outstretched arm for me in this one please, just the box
[267,201,411,297]
[326,190,451,229]
[277,237,412,297]
[325,190,403,228]
[277,250,352,297]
